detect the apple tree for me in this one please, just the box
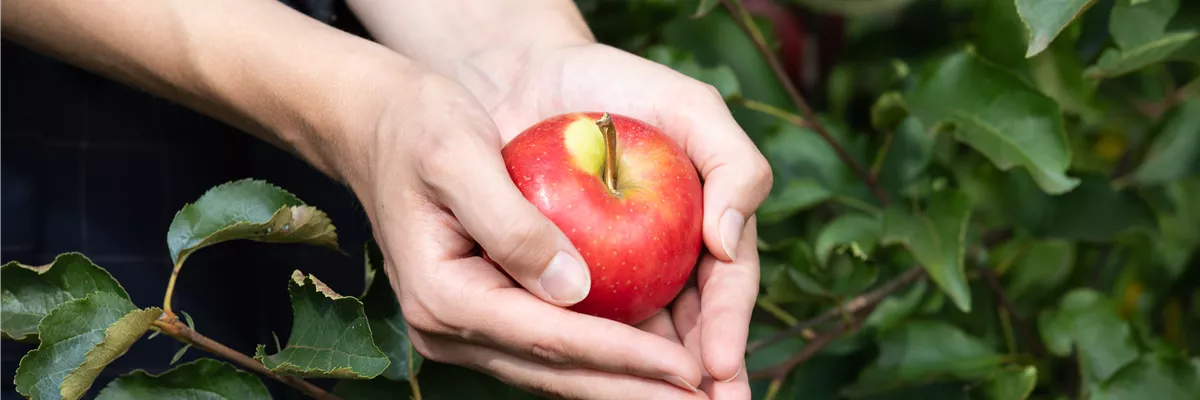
[3,0,1199,399]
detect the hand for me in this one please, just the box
[464,43,773,399]
[355,71,710,400]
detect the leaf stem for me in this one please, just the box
[755,298,800,326]
[720,0,890,207]
[409,345,422,400]
[746,266,925,353]
[731,97,808,128]
[978,267,1044,358]
[161,260,183,316]
[869,130,894,179]
[151,319,342,400]
[762,377,784,400]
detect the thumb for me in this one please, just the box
[424,137,591,307]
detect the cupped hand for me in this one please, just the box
[355,71,708,399]
[464,42,773,399]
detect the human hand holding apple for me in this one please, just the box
[500,112,704,325]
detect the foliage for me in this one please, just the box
[4,0,1199,399]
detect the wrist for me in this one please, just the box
[346,0,595,98]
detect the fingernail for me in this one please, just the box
[719,364,743,383]
[665,375,700,393]
[719,209,745,261]
[540,252,590,303]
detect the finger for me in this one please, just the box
[420,131,591,307]
[422,332,708,400]
[636,309,682,345]
[446,269,705,392]
[699,361,750,400]
[697,216,759,382]
[660,91,772,263]
[671,287,704,365]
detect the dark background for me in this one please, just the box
[1,1,382,398]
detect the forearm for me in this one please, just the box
[1,0,413,186]
[345,0,594,97]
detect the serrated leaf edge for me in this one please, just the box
[1,252,130,342]
[60,307,162,400]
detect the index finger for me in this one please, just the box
[445,258,706,393]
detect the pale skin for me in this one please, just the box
[2,0,772,399]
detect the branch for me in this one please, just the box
[152,318,342,400]
[746,266,926,353]
[720,0,890,207]
[748,312,857,380]
[1136,76,1200,119]
[978,267,1044,358]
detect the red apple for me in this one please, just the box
[500,112,703,325]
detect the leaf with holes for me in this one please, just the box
[1,253,128,342]
[14,292,161,400]
[907,50,1079,195]
[167,178,341,265]
[254,270,389,379]
[880,189,973,312]
[95,358,269,400]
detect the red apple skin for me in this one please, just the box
[500,112,703,325]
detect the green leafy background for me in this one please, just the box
[4,0,1200,399]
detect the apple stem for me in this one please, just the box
[597,113,619,194]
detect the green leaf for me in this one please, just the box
[1110,0,1180,50]
[815,213,882,266]
[1092,352,1200,400]
[972,365,1038,400]
[166,178,341,265]
[1038,289,1140,382]
[1084,31,1199,79]
[362,240,423,381]
[693,0,720,18]
[95,358,270,400]
[1037,173,1157,242]
[1016,0,1096,57]
[644,45,741,99]
[254,270,389,379]
[842,320,1005,398]
[1127,98,1200,186]
[1,252,128,342]
[1001,239,1077,308]
[15,292,161,400]
[865,280,928,332]
[907,50,1080,195]
[878,116,935,194]
[881,189,973,312]
[758,179,833,223]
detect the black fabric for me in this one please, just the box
[1,3,376,399]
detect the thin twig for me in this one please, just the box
[746,267,926,353]
[152,319,342,400]
[978,267,1044,358]
[749,315,855,380]
[720,0,890,206]
[1136,76,1200,119]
